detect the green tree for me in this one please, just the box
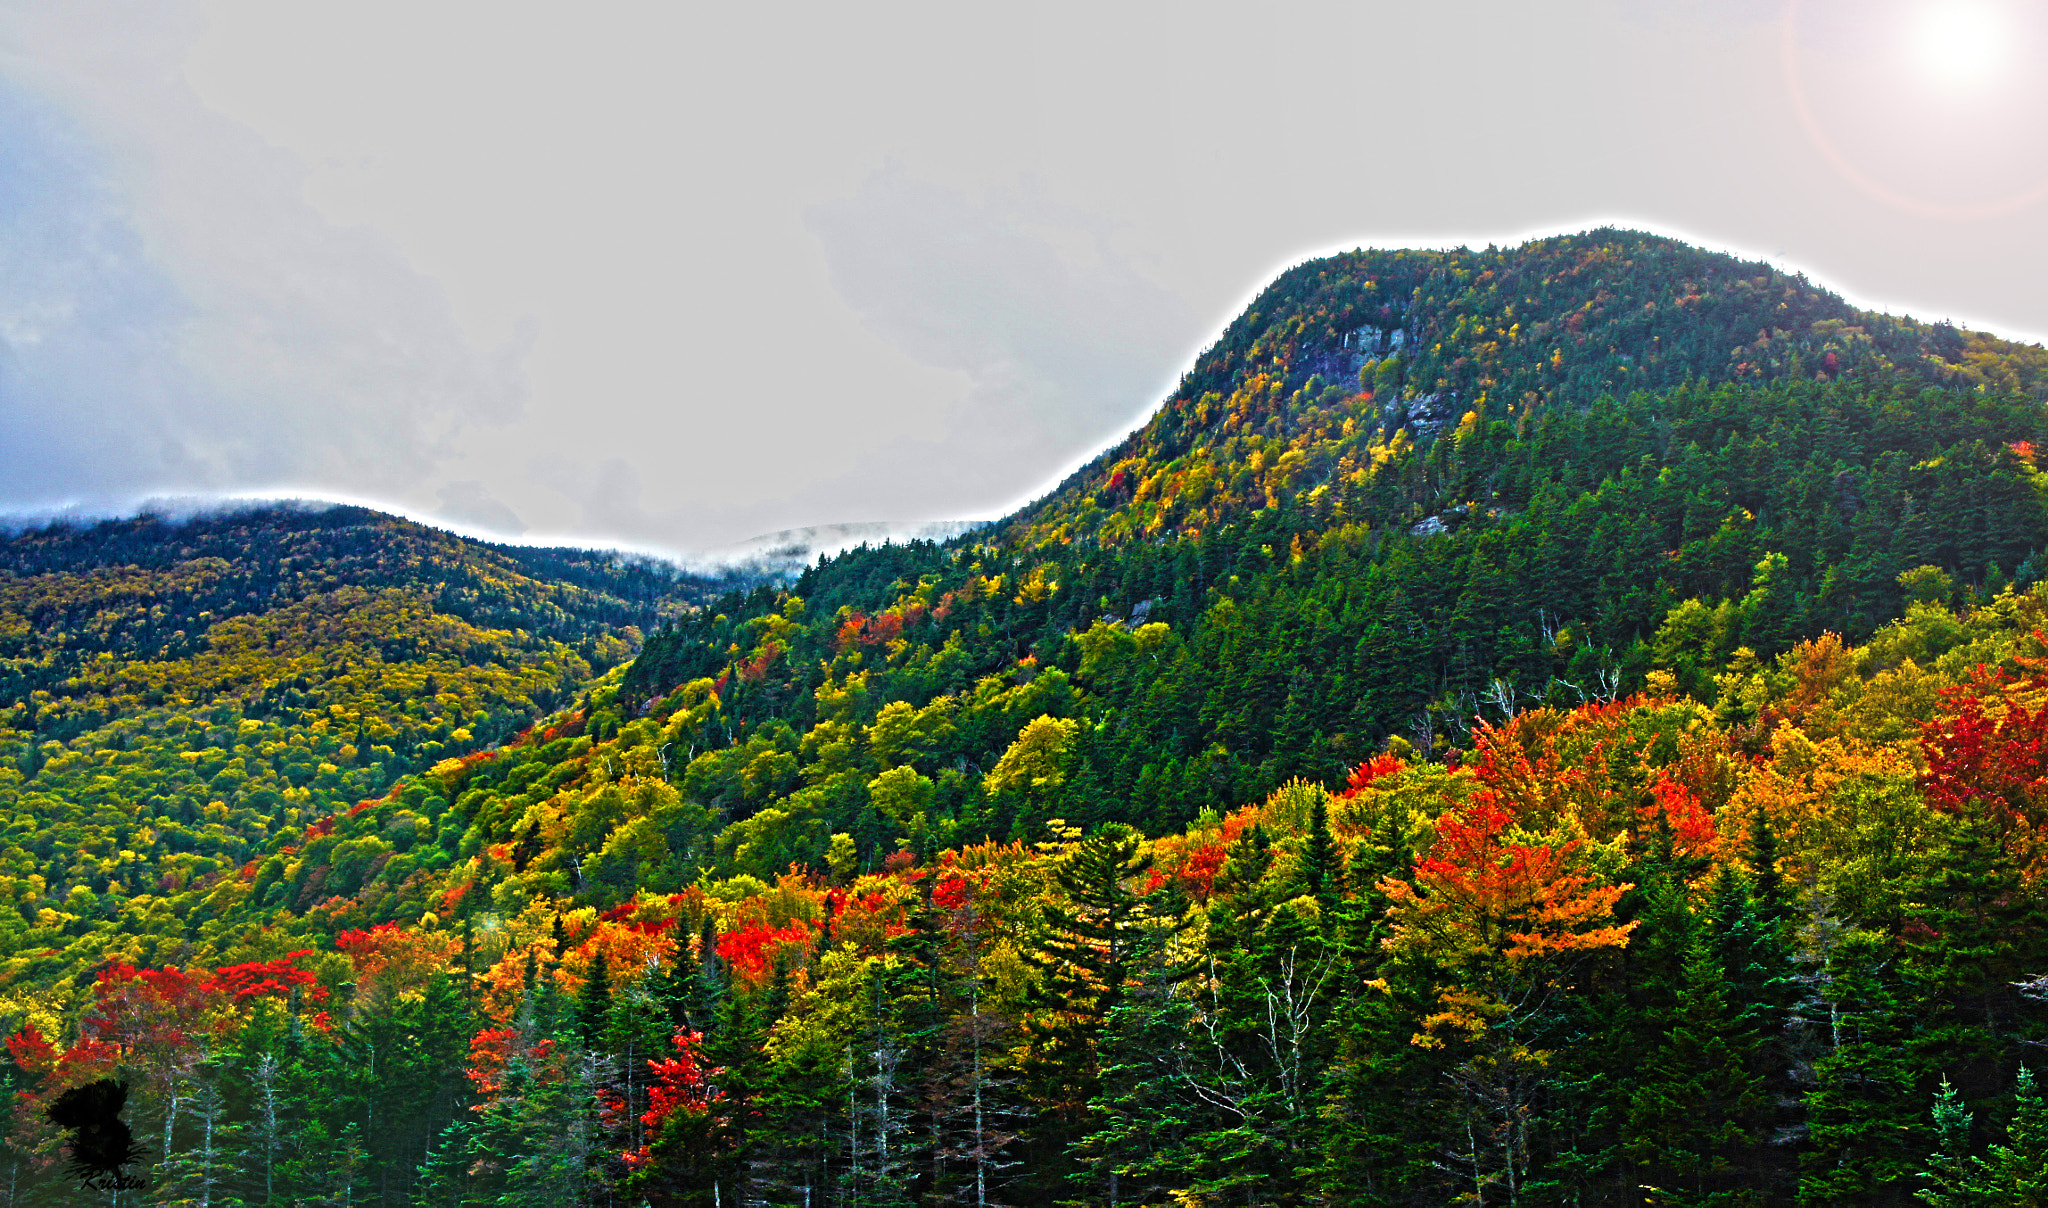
[1625,926,1765,1206]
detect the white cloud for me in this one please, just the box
[436,480,525,538]
[0,0,2042,553]
[802,168,1195,512]
[0,3,526,510]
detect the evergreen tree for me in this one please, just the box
[1967,1066,2048,1204]
[414,1119,477,1208]
[1299,793,1338,916]
[1709,861,1794,1037]
[1749,802,1790,933]
[1798,931,1929,1207]
[1020,823,1185,1196]
[1920,1066,2048,1207]
[1625,926,1766,1206]
[577,948,612,1051]
[1904,812,2041,1055]
[1079,964,1201,1206]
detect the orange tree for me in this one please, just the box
[1376,721,1637,1206]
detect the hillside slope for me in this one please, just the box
[0,503,758,982]
[609,229,2048,849]
[8,231,2048,1205]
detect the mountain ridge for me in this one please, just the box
[992,226,2047,550]
[4,228,2048,1204]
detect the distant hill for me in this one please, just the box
[693,518,982,581]
[0,502,768,963]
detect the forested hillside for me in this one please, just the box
[9,231,2048,1205]
[0,504,753,1003]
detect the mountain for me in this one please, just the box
[614,228,2048,840]
[0,503,771,974]
[999,227,2045,548]
[7,230,2048,1205]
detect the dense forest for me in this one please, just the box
[0,505,755,1000]
[6,230,2048,1204]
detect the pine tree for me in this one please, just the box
[577,948,612,1051]
[649,928,723,1036]
[1920,1077,1978,1208]
[1032,824,1167,1036]
[1625,926,1765,1206]
[757,1029,849,1208]
[604,979,678,1177]
[1020,823,1186,1196]
[1921,1066,2048,1207]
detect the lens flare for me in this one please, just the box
[1784,0,2048,218]
[1911,1,2006,90]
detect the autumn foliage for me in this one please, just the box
[1920,648,2048,874]
[621,1028,724,1171]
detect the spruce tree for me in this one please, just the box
[1079,963,1201,1206]
[1904,812,2041,1051]
[1749,805,1790,934]
[1709,862,1794,1036]
[1972,1066,2048,1204]
[1020,823,1186,1195]
[1299,794,1338,916]
[1918,1066,2048,1207]
[1625,926,1765,1206]
[1798,931,1927,1206]
[1919,1077,1978,1208]
[577,948,612,1051]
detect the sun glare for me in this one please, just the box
[1911,1,2007,89]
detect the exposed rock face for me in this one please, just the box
[1291,323,1411,397]
[1404,391,1459,439]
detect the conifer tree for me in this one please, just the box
[1299,794,1338,916]
[1625,926,1765,1206]
[1021,823,1184,1194]
[1749,805,1790,935]
[1904,812,2041,1045]
[415,1119,477,1208]
[1709,862,1794,1037]
[1969,1066,2048,1204]
[1920,1077,1978,1208]
[1799,930,1928,1206]
[1920,1066,2048,1207]
[577,948,612,1051]
[1080,959,1201,1206]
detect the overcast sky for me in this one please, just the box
[0,0,2043,554]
